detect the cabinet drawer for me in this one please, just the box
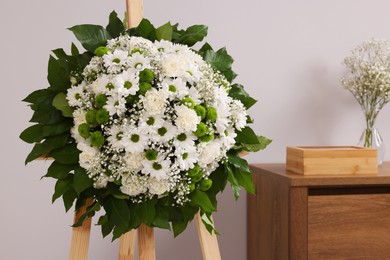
[308,193,390,260]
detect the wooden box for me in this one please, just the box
[286,146,377,175]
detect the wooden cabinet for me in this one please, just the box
[247,163,390,260]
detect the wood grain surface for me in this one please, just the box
[308,193,390,259]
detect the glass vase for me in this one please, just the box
[357,106,385,165]
[357,127,385,165]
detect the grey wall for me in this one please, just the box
[2,0,390,259]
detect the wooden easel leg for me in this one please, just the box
[195,212,221,260]
[69,199,93,260]
[119,230,136,260]
[138,224,156,260]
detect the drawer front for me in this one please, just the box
[308,193,390,260]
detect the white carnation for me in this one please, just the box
[175,105,200,132]
[148,177,169,195]
[198,142,222,168]
[143,89,168,115]
[79,145,99,170]
[124,152,144,172]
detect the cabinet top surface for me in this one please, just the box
[250,162,390,187]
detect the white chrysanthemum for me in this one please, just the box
[104,94,126,116]
[128,52,151,71]
[214,103,231,134]
[103,49,129,73]
[175,144,198,171]
[114,69,139,97]
[161,78,189,99]
[94,75,115,94]
[120,174,148,196]
[198,142,222,168]
[143,88,168,115]
[230,100,247,130]
[155,40,174,53]
[151,121,179,143]
[173,132,196,149]
[188,86,201,105]
[107,125,125,150]
[148,177,169,195]
[122,128,148,153]
[138,113,164,134]
[124,152,144,172]
[141,157,170,180]
[66,84,85,107]
[79,145,99,170]
[219,128,237,149]
[182,63,203,84]
[175,105,200,132]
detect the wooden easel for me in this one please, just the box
[67,0,222,259]
[69,201,221,260]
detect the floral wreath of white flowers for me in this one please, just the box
[70,35,248,204]
[21,11,270,239]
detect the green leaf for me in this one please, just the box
[73,167,93,196]
[172,221,188,237]
[171,205,198,237]
[104,196,130,230]
[44,161,76,180]
[225,163,240,200]
[156,22,173,41]
[98,215,114,238]
[47,56,70,91]
[41,133,70,151]
[25,143,45,164]
[222,68,237,82]
[30,105,63,125]
[227,154,250,173]
[106,183,128,200]
[201,212,220,235]
[23,89,55,104]
[204,48,234,72]
[236,127,260,145]
[134,19,156,40]
[198,42,213,56]
[42,119,73,136]
[71,43,79,56]
[52,175,73,203]
[189,190,215,212]
[69,25,111,52]
[178,25,208,47]
[153,206,171,230]
[49,143,80,164]
[63,189,77,212]
[106,11,125,38]
[52,48,68,60]
[229,84,257,109]
[134,198,157,226]
[52,92,73,117]
[20,124,44,143]
[234,169,255,194]
[243,136,272,152]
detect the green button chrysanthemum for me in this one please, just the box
[90,131,105,147]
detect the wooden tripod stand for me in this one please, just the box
[68,199,221,260]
